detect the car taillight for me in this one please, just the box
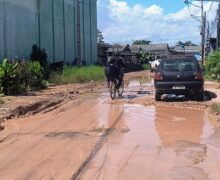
[195,73,203,80]
[155,73,163,80]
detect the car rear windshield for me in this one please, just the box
[161,59,197,72]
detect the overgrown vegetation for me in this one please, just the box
[205,49,220,80]
[50,66,105,84]
[0,59,20,95]
[0,59,46,95]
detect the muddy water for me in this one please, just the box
[78,105,220,180]
[127,76,154,88]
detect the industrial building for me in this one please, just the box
[0,0,97,65]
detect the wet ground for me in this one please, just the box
[0,72,220,180]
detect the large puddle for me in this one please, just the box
[79,104,220,180]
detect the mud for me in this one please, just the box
[78,105,220,180]
[0,82,105,123]
[0,71,220,179]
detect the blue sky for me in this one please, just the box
[97,0,218,45]
[123,0,185,13]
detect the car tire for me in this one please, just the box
[155,91,161,101]
[197,91,204,102]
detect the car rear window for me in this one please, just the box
[161,59,196,72]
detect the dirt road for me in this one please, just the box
[0,71,220,180]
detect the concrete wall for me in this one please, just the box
[0,0,97,65]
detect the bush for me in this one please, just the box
[0,60,47,95]
[0,59,21,95]
[31,44,50,80]
[27,61,46,89]
[139,51,155,64]
[205,49,220,79]
[50,66,105,84]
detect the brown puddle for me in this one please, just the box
[78,105,220,180]
[127,76,154,88]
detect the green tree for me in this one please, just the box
[97,29,104,43]
[176,41,197,46]
[132,39,151,45]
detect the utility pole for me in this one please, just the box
[206,22,210,54]
[76,0,82,67]
[190,0,220,63]
[201,12,206,64]
[217,3,220,47]
[201,1,205,64]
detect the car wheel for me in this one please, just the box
[155,91,161,101]
[197,91,204,102]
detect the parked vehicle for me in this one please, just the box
[150,59,161,72]
[154,57,204,101]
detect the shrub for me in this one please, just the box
[27,61,47,89]
[205,49,220,79]
[31,44,50,80]
[139,51,155,64]
[0,59,21,95]
[0,60,47,95]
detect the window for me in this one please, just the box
[162,60,180,72]
[161,59,196,72]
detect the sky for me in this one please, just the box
[97,0,218,45]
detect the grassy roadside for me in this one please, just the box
[50,66,105,84]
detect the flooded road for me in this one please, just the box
[78,105,220,180]
[0,74,220,180]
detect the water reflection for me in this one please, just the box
[154,106,212,147]
[127,76,153,88]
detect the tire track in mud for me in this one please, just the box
[0,100,106,174]
[116,145,140,179]
[71,106,126,180]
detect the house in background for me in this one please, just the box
[0,0,97,65]
[171,45,201,57]
[97,42,113,66]
[131,44,170,58]
[108,44,140,65]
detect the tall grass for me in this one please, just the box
[50,66,105,84]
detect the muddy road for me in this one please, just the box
[0,71,220,180]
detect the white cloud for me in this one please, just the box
[97,0,218,45]
[144,5,163,17]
